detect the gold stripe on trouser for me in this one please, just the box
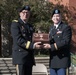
[66,68,69,75]
[16,64,19,75]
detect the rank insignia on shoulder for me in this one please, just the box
[12,20,18,22]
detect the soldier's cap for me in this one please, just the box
[18,5,30,12]
[51,9,60,17]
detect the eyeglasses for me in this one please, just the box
[21,11,29,14]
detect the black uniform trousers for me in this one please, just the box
[16,64,32,75]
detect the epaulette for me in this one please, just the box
[12,20,18,22]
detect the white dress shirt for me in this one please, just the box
[54,22,61,29]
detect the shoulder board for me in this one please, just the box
[12,20,18,22]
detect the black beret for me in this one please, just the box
[51,9,60,17]
[18,5,30,12]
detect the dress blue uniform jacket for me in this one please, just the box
[49,22,72,68]
[11,18,35,65]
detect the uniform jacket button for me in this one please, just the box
[58,36,59,38]
[19,49,21,51]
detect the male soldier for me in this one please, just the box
[43,9,72,75]
[11,5,41,75]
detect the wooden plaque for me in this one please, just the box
[32,33,50,43]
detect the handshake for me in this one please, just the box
[33,42,51,49]
[32,33,51,49]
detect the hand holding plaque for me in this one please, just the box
[32,33,50,49]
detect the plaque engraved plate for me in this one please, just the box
[32,33,50,44]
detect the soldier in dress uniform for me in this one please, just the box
[43,9,72,75]
[11,5,41,75]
